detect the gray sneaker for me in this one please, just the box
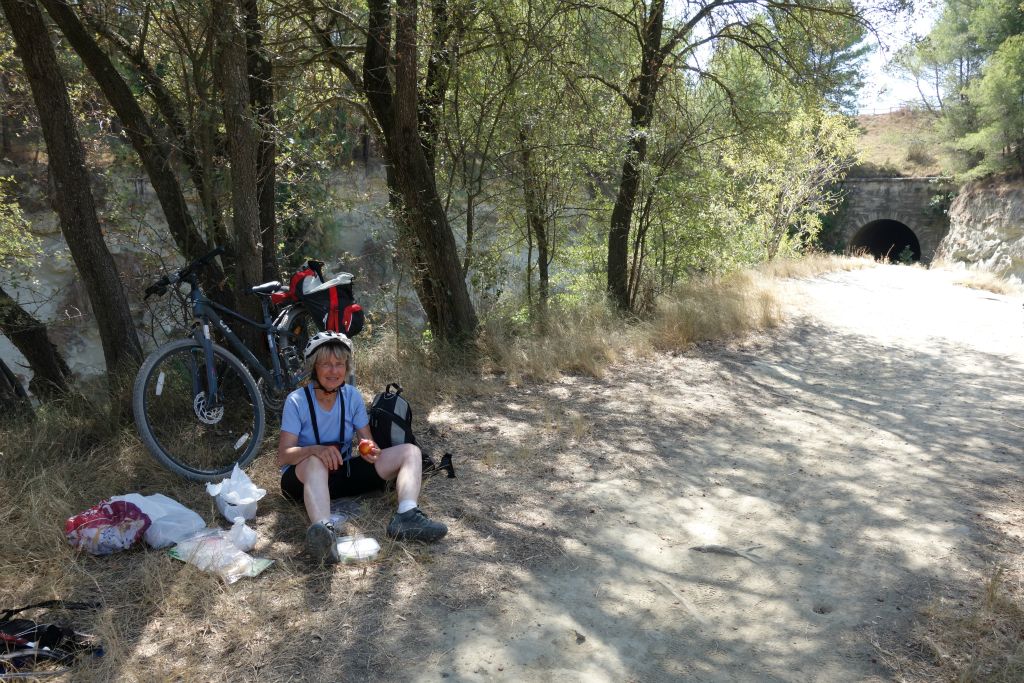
[306,522,341,564]
[386,508,448,542]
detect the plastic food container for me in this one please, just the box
[336,535,380,561]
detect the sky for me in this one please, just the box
[856,4,943,113]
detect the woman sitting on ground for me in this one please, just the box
[277,331,447,563]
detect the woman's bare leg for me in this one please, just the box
[295,456,332,524]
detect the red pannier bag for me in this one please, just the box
[270,265,318,307]
[299,272,364,337]
[64,500,151,555]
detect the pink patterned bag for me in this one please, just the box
[65,500,151,555]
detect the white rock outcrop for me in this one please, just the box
[935,177,1024,280]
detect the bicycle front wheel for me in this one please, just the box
[132,339,266,481]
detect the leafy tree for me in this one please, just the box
[36,0,299,352]
[575,0,871,311]
[309,0,480,347]
[435,0,596,322]
[890,0,1023,176]
[0,0,142,401]
[959,34,1024,174]
[722,107,858,259]
[603,38,856,307]
[37,0,216,275]
[773,1,872,113]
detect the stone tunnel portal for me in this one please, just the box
[850,219,922,263]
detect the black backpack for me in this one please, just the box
[369,383,454,478]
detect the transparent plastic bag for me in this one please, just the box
[228,517,257,552]
[169,529,272,584]
[328,498,362,527]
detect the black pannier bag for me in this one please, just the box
[369,383,454,478]
[298,272,365,337]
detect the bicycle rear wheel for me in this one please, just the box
[132,339,266,481]
[288,307,322,357]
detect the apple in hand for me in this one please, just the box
[358,439,375,456]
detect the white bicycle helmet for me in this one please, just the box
[303,330,353,360]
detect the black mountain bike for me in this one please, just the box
[132,247,327,481]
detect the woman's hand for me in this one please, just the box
[357,438,381,464]
[314,444,344,471]
[277,430,346,470]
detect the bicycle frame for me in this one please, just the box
[185,279,291,408]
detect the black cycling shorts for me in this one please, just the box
[280,454,388,502]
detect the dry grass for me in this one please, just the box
[881,567,1024,682]
[477,297,644,383]
[951,271,1023,296]
[928,259,1023,296]
[854,109,949,177]
[648,271,783,351]
[643,254,872,353]
[0,253,876,680]
[757,253,875,280]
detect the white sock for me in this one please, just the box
[397,500,417,514]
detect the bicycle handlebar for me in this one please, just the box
[144,246,225,299]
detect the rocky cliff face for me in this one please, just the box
[936,177,1024,281]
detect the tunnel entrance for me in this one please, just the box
[850,219,921,263]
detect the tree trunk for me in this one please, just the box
[213,0,263,348]
[388,0,478,345]
[0,284,72,399]
[1,0,142,396]
[463,193,474,275]
[0,357,32,421]
[361,3,444,327]
[317,0,478,345]
[419,0,451,168]
[608,133,644,309]
[0,73,11,158]
[38,0,218,274]
[628,191,656,308]
[242,0,278,283]
[384,163,442,328]
[607,1,663,311]
[519,130,549,317]
[0,114,10,157]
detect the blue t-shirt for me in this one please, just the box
[280,384,369,469]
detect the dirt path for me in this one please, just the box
[380,265,1023,682]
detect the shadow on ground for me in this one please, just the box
[29,291,1024,682]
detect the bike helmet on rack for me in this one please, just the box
[304,330,353,360]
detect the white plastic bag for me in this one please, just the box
[205,465,266,521]
[228,517,257,552]
[110,493,206,549]
[169,529,273,584]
